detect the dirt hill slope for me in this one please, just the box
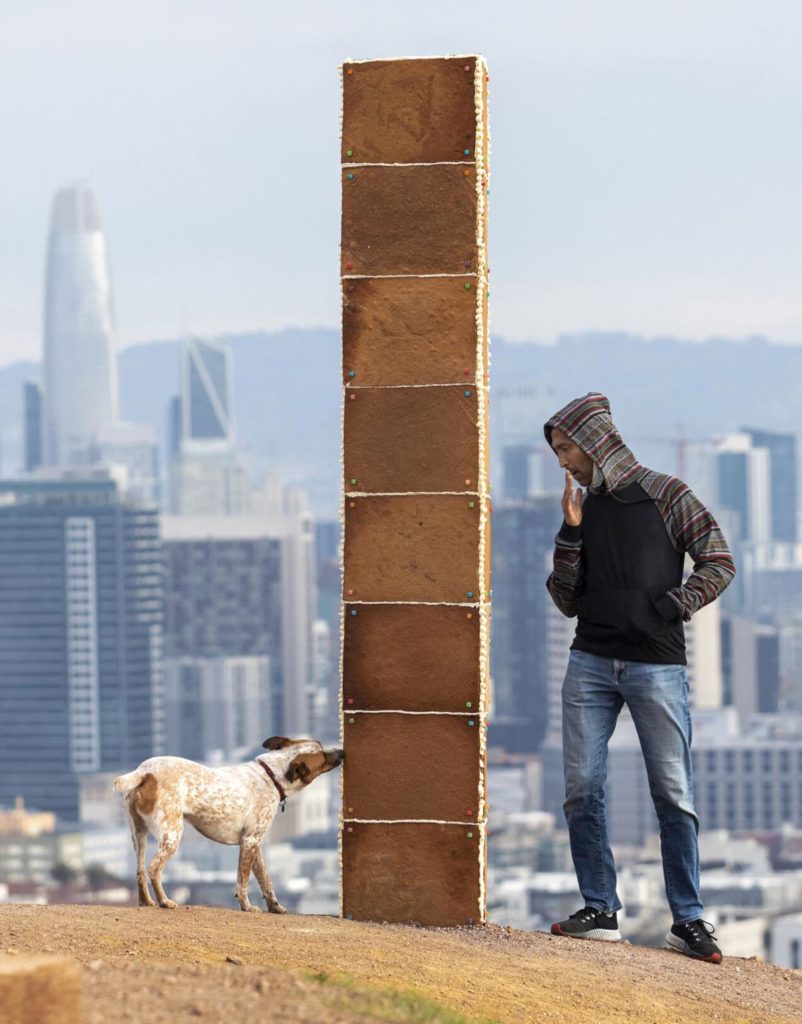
[0,904,800,1024]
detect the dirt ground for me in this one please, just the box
[0,904,800,1024]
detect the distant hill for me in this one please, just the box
[2,331,801,518]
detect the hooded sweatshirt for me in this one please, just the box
[544,393,735,664]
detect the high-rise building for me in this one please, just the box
[686,598,723,709]
[742,428,798,543]
[742,542,802,622]
[42,184,118,468]
[161,497,315,736]
[39,184,158,506]
[163,655,271,762]
[0,471,165,820]
[502,444,537,500]
[721,613,780,717]
[169,337,250,515]
[713,433,772,545]
[90,422,160,507]
[23,382,43,472]
[490,495,562,753]
[181,337,233,444]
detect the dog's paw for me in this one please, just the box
[246,905,262,913]
[159,898,178,909]
[269,902,288,915]
[138,898,156,908]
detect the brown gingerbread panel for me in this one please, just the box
[342,165,477,276]
[344,385,479,494]
[342,57,477,165]
[342,277,478,387]
[343,604,480,712]
[342,822,482,926]
[342,711,480,820]
[343,495,479,603]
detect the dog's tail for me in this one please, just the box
[113,768,149,793]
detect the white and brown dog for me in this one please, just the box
[113,736,344,912]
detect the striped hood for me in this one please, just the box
[544,392,642,495]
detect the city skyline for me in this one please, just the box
[3,2,802,364]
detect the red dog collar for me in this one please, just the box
[256,760,287,812]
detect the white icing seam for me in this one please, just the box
[345,489,481,496]
[345,709,484,717]
[344,819,487,826]
[337,58,346,922]
[473,54,490,926]
[343,273,475,280]
[345,600,488,607]
[343,161,474,168]
[342,54,482,67]
[345,382,480,390]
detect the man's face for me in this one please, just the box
[550,427,595,487]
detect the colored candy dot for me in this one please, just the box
[466,831,474,838]
[465,478,471,485]
[349,393,356,401]
[464,65,470,71]
[465,701,473,708]
[464,282,472,290]
[464,149,471,156]
[464,389,472,396]
[468,501,475,509]
[349,501,355,508]
[347,173,354,180]
[349,718,355,724]
[350,609,357,615]
[468,720,475,727]
[345,262,353,270]
[347,68,353,75]
[467,809,474,816]
[467,591,474,598]
[348,370,356,377]
[347,697,354,704]
[347,826,353,832]
[346,149,353,157]
[466,612,473,619]
[463,368,470,375]
[350,478,357,484]
[463,169,470,176]
[347,588,353,595]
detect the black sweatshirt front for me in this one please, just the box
[561,481,687,665]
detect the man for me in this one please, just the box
[544,392,735,964]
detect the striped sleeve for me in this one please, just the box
[652,476,736,621]
[546,522,584,617]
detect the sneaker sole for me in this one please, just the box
[551,924,623,941]
[664,932,722,963]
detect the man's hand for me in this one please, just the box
[562,469,584,527]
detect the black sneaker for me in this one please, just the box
[665,919,722,963]
[551,906,622,941]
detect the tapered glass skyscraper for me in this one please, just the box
[43,183,118,466]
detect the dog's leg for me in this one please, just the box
[126,799,156,907]
[253,847,287,914]
[235,839,262,912]
[134,824,156,907]
[148,818,183,909]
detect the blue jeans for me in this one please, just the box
[561,649,703,924]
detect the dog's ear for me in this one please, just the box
[285,758,310,783]
[262,736,293,750]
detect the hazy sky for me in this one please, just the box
[2,1,802,365]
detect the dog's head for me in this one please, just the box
[260,736,344,792]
